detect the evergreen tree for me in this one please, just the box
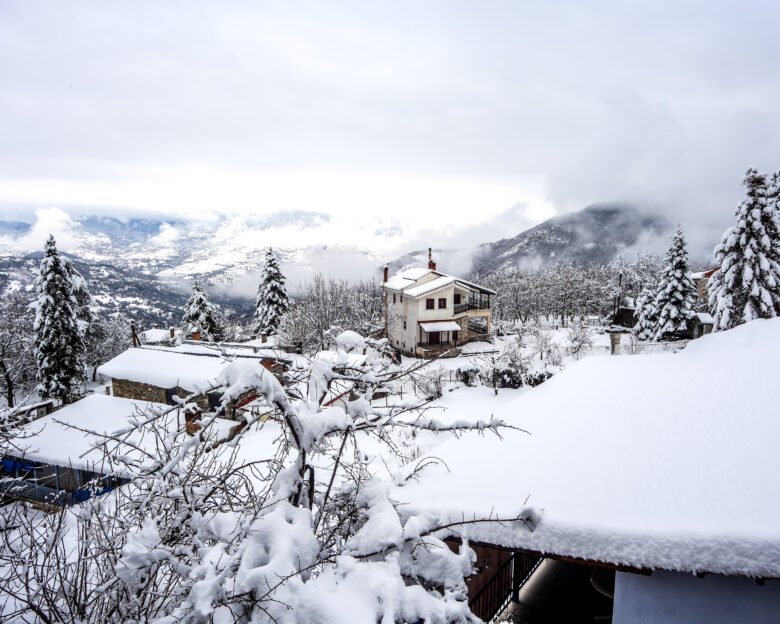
[181,282,225,341]
[64,259,94,332]
[632,284,657,340]
[652,227,696,341]
[32,235,86,404]
[709,168,780,331]
[253,248,290,336]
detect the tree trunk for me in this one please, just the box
[0,360,14,408]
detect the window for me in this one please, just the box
[403,321,407,330]
[438,298,446,309]
[454,294,461,305]
[426,298,435,310]
[393,294,396,303]
[400,295,403,302]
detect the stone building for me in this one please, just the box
[98,346,283,420]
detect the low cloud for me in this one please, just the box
[150,222,181,245]
[16,207,78,253]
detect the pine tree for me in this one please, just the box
[65,259,94,334]
[652,227,696,341]
[709,168,780,331]
[632,284,657,340]
[253,248,290,336]
[181,282,225,341]
[33,235,86,404]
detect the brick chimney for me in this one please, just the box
[169,327,175,339]
[383,265,389,283]
[428,247,436,271]
[192,330,201,341]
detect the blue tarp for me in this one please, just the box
[1,458,37,474]
[72,485,116,503]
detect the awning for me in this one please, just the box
[420,321,461,333]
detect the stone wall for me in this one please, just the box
[111,378,168,404]
[454,315,471,343]
[110,378,252,421]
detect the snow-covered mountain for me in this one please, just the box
[387,204,672,277]
[471,203,671,274]
[0,256,252,328]
[1,204,673,303]
[0,213,333,285]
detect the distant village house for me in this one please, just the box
[383,250,495,357]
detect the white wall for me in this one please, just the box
[614,570,780,624]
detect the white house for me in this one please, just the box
[383,250,495,357]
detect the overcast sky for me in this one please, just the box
[1,0,779,257]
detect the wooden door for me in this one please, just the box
[429,331,440,345]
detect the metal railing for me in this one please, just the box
[455,303,490,315]
[468,551,543,621]
[416,341,457,350]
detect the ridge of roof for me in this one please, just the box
[385,267,496,296]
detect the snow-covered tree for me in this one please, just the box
[0,333,533,622]
[181,281,225,341]
[252,248,290,336]
[652,227,696,341]
[566,323,593,359]
[0,291,36,408]
[709,168,780,331]
[65,259,94,333]
[633,284,658,341]
[32,235,86,404]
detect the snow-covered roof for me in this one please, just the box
[140,328,177,343]
[695,312,714,324]
[98,348,237,393]
[7,395,238,475]
[692,268,719,280]
[167,342,307,368]
[384,276,417,291]
[403,276,456,297]
[398,267,432,280]
[420,321,461,332]
[395,319,780,578]
[384,267,496,296]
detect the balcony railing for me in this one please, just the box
[455,299,491,315]
[416,341,457,352]
[468,551,542,622]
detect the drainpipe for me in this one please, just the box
[383,264,389,336]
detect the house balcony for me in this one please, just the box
[455,302,491,315]
[455,293,492,316]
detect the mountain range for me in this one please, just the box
[0,204,677,326]
[0,256,253,328]
[387,203,673,277]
